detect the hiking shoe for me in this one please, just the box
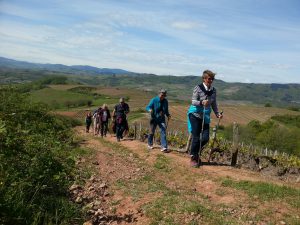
[190,159,200,168]
[190,156,201,168]
[148,145,154,150]
[117,137,120,142]
[161,148,169,153]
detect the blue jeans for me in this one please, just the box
[189,114,210,158]
[148,119,167,148]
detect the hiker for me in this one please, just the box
[99,104,111,137]
[146,89,171,153]
[85,111,92,133]
[112,97,130,142]
[93,106,102,135]
[187,70,223,167]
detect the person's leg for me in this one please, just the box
[93,120,97,135]
[87,122,91,132]
[116,118,122,140]
[120,120,126,139]
[148,119,157,147]
[100,122,104,137]
[200,123,210,154]
[189,114,202,166]
[103,121,108,136]
[116,123,121,141]
[97,122,100,135]
[158,122,167,149]
[123,120,129,138]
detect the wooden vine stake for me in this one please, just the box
[185,133,192,153]
[231,122,239,166]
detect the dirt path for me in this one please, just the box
[76,127,300,225]
[103,132,299,188]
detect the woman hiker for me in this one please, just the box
[112,97,130,142]
[187,70,223,167]
[85,111,92,133]
[99,104,111,137]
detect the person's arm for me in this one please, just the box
[146,98,154,113]
[211,90,222,118]
[192,86,202,106]
[125,104,130,114]
[165,100,170,118]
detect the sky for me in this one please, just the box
[0,0,300,83]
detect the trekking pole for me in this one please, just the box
[198,105,206,166]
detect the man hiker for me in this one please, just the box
[146,89,171,153]
[112,97,130,142]
[187,70,223,167]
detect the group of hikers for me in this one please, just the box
[85,98,129,141]
[85,70,223,168]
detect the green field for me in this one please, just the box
[29,87,118,109]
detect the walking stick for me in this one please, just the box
[198,105,206,167]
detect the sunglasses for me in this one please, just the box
[205,77,214,81]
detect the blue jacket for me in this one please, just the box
[187,105,212,133]
[146,96,170,122]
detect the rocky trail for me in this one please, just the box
[72,126,300,225]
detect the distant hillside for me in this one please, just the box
[0,56,132,75]
[0,56,299,107]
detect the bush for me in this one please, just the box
[287,106,299,111]
[0,87,81,224]
[223,119,300,156]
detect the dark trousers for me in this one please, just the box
[100,121,108,136]
[86,121,92,132]
[116,119,127,139]
[189,114,210,158]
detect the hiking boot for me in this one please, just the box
[148,145,154,150]
[190,156,200,168]
[190,159,200,168]
[161,148,170,153]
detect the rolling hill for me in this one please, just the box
[0,56,299,108]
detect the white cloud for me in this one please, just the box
[171,21,206,30]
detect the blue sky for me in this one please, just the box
[0,0,300,83]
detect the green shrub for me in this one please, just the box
[287,106,299,111]
[223,119,300,156]
[0,87,81,224]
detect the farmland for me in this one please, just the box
[39,85,300,129]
